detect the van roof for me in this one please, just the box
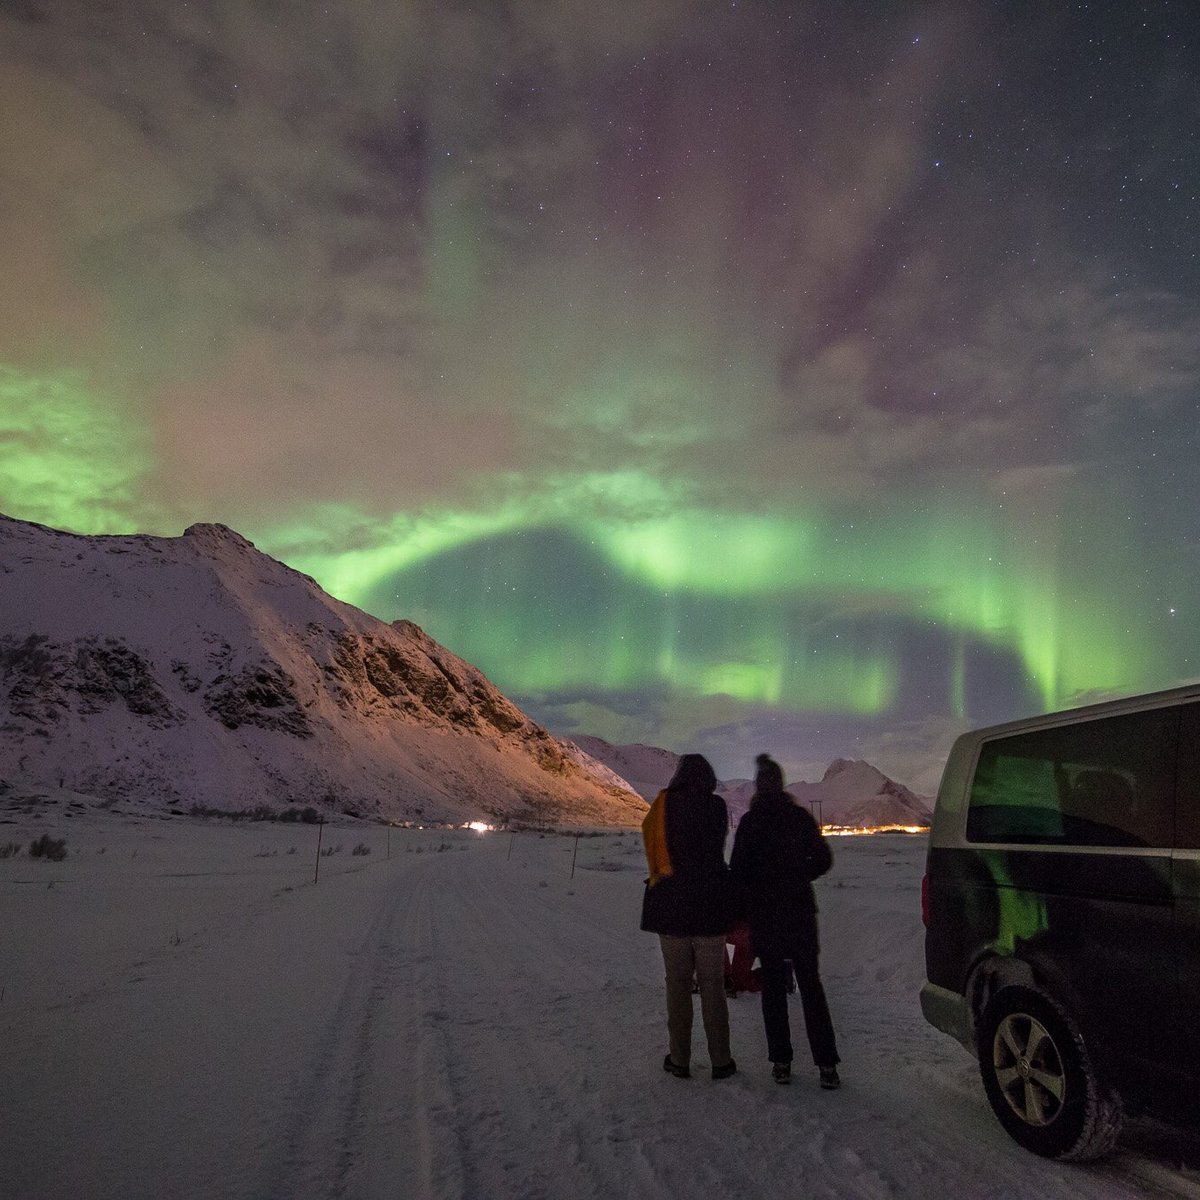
[956,680,1200,747]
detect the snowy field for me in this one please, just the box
[3,801,1200,1200]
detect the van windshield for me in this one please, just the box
[965,707,1177,847]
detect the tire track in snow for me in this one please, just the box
[339,852,476,1200]
[254,855,470,1200]
[252,870,398,1200]
[417,849,672,1200]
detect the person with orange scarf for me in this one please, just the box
[640,754,737,1080]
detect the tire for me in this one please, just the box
[977,985,1123,1161]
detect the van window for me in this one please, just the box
[1177,702,1200,849]
[966,707,1177,847]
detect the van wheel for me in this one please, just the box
[977,985,1122,1160]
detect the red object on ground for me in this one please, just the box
[725,922,761,993]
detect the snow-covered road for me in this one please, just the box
[3,812,1199,1199]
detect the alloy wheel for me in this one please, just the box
[992,1012,1067,1127]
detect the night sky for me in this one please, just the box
[2,2,1198,791]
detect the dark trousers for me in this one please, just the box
[758,912,839,1068]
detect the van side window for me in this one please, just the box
[966,707,1177,847]
[1176,702,1200,849]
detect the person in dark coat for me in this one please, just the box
[640,754,737,1080]
[730,753,841,1088]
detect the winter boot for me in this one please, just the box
[663,1054,690,1079]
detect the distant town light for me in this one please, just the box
[823,824,928,836]
[464,821,494,833]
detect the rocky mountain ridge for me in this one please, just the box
[0,515,645,826]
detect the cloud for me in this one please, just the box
[759,243,1200,498]
[150,333,518,518]
[0,2,1036,527]
[0,61,178,364]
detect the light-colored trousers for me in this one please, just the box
[658,933,732,1069]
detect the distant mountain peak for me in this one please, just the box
[823,758,886,786]
[796,759,931,828]
[569,735,931,830]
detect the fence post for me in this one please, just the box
[570,832,580,879]
[314,817,324,883]
[507,831,515,861]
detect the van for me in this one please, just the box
[920,684,1200,1160]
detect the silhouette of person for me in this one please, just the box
[730,753,841,1088]
[640,754,737,1079]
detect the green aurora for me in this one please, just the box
[0,363,1178,734]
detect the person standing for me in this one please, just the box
[640,754,737,1080]
[730,753,841,1088]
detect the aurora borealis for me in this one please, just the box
[2,3,1198,791]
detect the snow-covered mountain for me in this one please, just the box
[570,736,931,830]
[774,758,931,829]
[0,515,646,826]
[567,736,681,802]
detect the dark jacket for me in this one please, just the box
[729,791,832,956]
[640,786,733,937]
